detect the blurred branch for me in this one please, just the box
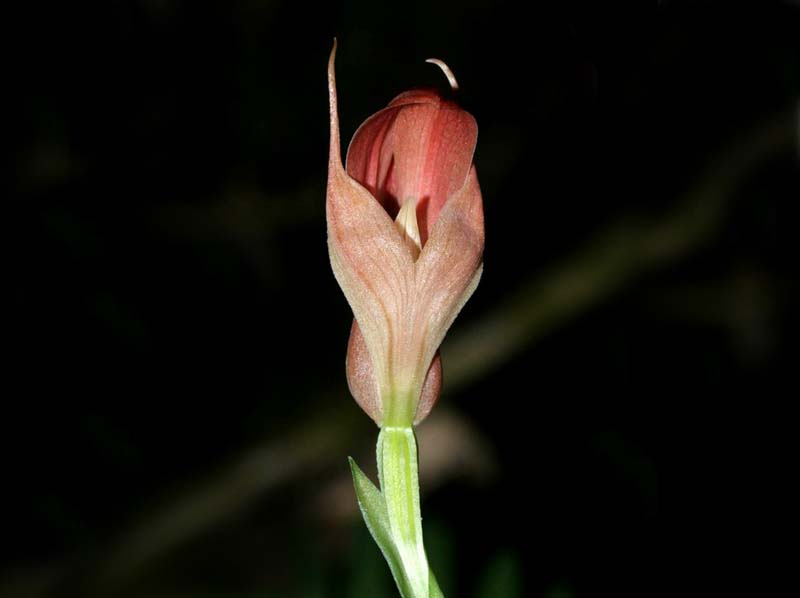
[92,404,363,594]
[645,268,779,365]
[442,111,795,391]
[0,404,365,598]
[2,110,793,598]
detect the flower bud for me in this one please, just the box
[327,42,484,426]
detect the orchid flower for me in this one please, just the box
[327,43,484,428]
[326,41,484,598]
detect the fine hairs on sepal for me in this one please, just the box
[329,40,484,598]
[326,41,484,429]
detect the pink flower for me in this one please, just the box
[327,42,484,427]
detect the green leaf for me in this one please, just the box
[429,569,445,598]
[349,457,411,598]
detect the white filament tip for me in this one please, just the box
[394,198,422,260]
[425,58,460,91]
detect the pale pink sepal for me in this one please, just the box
[327,41,484,426]
[346,321,442,425]
[327,42,416,421]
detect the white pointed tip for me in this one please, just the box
[425,58,460,91]
[328,39,338,83]
[328,38,343,171]
[394,199,422,260]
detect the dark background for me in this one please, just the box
[6,1,798,596]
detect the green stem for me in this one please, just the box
[378,426,431,598]
[350,426,443,597]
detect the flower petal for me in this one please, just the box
[412,166,484,382]
[327,42,416,405]
[344,90,444,219]
[346,92,477,245]
[345,319,381,422]
[345,105,404,215]
[387,103,477,244]
[346,320,442,425]
[414,349,442,425]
